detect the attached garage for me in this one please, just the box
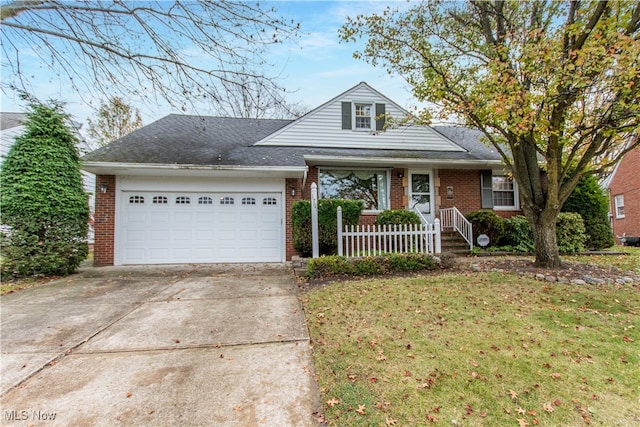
[114,176,287,265]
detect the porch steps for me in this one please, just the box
[440,229,471,254]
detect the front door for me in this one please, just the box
[409,171,434,223]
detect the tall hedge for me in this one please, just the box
[292,199,363,257]
[562,174,614,250]
[1,101,89,277]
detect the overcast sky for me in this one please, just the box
[1,1,418,127]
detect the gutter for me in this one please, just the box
[82,161,308,178]
[302,155,504,168]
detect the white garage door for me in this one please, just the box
[120,192,282,264]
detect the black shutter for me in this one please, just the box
[481,170,494,209]
[375,103,386,131]
[341,102,351,130]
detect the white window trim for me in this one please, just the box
[492,175,520,211]
[318,167,391,213]
[614,194,625,219]
[352,101,375,131]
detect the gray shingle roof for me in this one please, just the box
[433,126,502,161]
[83,115,503,168]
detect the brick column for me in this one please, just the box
[93,175,116,266]
[285,177,303,260]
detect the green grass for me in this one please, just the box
[565,246,640,274]
[302,272,640,426]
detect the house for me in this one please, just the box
[605,141,640,244]
[82,82,521,266]
[1,112,96,242]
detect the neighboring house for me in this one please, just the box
[83,82,521,266]
[605,141,640,244]
[1,112,96,242]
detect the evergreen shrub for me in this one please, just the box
[465,210,505,247]
[1,101,89,278]
[292,199,363,257]
[562,175,614,250]
[306,253,441,279]
[375,209,422,226]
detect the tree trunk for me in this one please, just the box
[527,209,562,268]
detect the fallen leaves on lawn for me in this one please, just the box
[326,397,341,407]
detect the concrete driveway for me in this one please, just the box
[1,264,322,426]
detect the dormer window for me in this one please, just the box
[342,101,385,131]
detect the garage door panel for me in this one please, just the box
[149,210,170,220]
[121,191,282,264]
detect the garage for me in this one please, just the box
[119,191,283,264]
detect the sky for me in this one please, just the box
[0,0,419,129]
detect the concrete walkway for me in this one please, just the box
[1,264,322,426]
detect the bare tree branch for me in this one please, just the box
[1,1,300,113]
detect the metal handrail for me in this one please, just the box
[440,207,473,250]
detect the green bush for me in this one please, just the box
[306,255,355,278]
[306,253,441,280]
[292,199,363,257]
[556,212,587,253]
[562,174,614,250]
[1,101,89,278]
[479,213,586,254]
[387,252,437,272]
[501,215,534,252]
[375,209,422,225]
[466,210,505,247]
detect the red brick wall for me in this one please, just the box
[438,169,483,215]
[609,145,640,241]
[437,169,522,218]
[285,177,304,260]
[93,175,116,266]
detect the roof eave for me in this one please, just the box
[303,155,505,169]
[82,161,308,178]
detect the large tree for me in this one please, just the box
[0,1,299,111]
[0,100,89,277]
[86,97,143,147]
[341,0,640,267]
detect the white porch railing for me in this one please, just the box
[337,207,441,257]
[440,207,473,249]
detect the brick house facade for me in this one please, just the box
[84,82,521,265]
[607,143,640,243]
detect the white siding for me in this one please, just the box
[256,82,465,152]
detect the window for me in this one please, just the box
[320,169,389,211]
[341,102,385,131]
[242,197,256,205]
[262,197,277,206]
[129,196,144,204]
[153,196,168,204]
[198,196,213,205]
[220,196,234,205]
[492,176,518,209]
[175,196,190,204]
[354,103,372,129]
[615,194,625,218]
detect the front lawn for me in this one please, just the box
[302,272,640,426]
[566,246,640,274]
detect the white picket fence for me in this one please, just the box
[337,207,441,257]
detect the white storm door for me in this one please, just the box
[408,171,434,223]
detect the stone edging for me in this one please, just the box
[469,264,640,285]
